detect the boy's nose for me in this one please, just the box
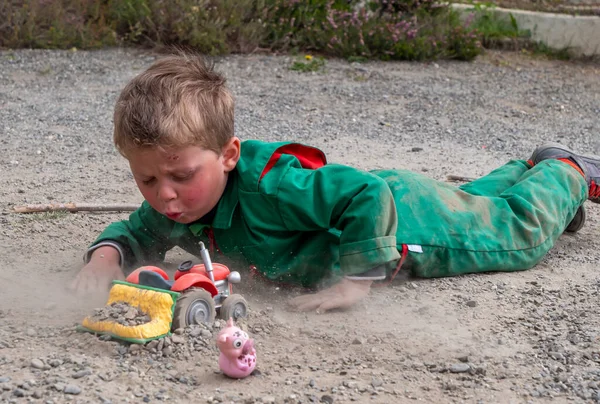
[157,184,177,202]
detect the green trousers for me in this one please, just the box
[375,159,588,278]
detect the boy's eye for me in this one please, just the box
[142,177,156,186]
[172,170,195,182]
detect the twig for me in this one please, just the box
[446,175,477,183]
[12,203,140,214]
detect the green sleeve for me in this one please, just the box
[90,201,176,268]
[273,163,401,277]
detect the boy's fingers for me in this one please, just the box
[316,297,347,314]
[289,294,327,312]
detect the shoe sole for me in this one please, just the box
[531,142,600,167]
[531,142,600,204]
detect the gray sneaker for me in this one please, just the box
[529,142,600,204]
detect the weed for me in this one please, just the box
[0,0,541,61]
[290,55,326,72]
[23,211,70,221]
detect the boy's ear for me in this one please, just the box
[221,137,241,172]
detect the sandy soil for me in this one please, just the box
[1,48,599,404]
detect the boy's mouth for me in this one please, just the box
[165,212,182,220]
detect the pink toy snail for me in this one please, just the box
[216,318,257,379]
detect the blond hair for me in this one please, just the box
[113,51,234,157]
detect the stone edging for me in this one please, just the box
[452,3,600,56]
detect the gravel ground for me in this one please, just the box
[1,48,599,404]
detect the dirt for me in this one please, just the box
[89,303,151,327]
[1,48,600,403]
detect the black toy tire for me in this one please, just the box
[219,294,248,321]
[173,288,216,328]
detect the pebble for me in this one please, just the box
[64,384,82,395]
[72,369,92,379]
[12,389,25,397]
[321,395,334,404]
[0,377,10,383]
[129,344,142,353]
[171,334,185,344]
[466,300,478,308]
[449,363,471,373]
[30,359,45,370]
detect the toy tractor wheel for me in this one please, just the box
[219,294,248,321]
[173,288,216,328]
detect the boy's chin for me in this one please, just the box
[169,214,202,224]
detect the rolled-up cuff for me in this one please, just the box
[84,241,125,269]
[339,236,400,277]
[345,264,387,281]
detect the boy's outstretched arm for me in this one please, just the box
[267,160,400,312]
[70,246,125,295]
[70,201,176,294]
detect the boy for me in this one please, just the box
[71,52,599,314]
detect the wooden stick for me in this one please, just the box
[446,175,477,183]
[12,203,140,214]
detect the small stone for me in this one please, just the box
[466,300,477,308]
[171,335,185,344]
[262,396,275,403]
[30,359,45,369]
[352,338,363,345]
[129,344,142,353]
[411,147,423,152]
[32,390,43,399]
[371,378,383,388]
[13,388,26,397]
[321,395,334,404]
[143,397,150,403]
[0,377,10,383]
[64,385,81,395]
[26,329,37,337]
[457,355,469,363]
[449,363,471,373]
[162,346,173,357]
[146,340,159,350]
[72,369,92,379]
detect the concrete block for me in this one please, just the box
[452,3,600,56]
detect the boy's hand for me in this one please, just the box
[70,246,125,295]
[288,278,372,313]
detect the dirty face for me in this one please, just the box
[127,138,240,224]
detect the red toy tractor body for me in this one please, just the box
[124,242,248,328]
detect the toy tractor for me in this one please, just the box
[124,241,248,329]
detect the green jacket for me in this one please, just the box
[89,140,401,287]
